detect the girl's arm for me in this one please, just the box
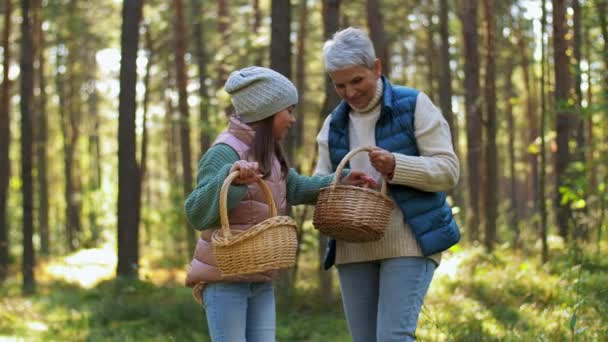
[286,168,370,205]
[286,169,337,205]
[184,144,249,230]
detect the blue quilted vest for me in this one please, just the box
[323,76,460,269]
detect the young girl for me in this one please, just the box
[184,66,373,342]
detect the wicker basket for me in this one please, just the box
[211,171,298,277]
[313,146,395,242]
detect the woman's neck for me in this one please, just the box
[351,78,383,114]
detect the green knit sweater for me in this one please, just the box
[184,143,339,230]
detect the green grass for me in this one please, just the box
[417,245,608,341]
[1,243,607,341]
[0,277,349,341]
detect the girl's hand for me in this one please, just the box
[341,171,378,189]
[230,160,262,185]
[369,147,395,179]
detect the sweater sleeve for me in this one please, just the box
[313,115,334,176]
[286,168,337,205]
[287,169,350,205]
[389,92,460,192]
[184,144,249,230]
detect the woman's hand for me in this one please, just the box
[230,160,262,185]
[369,147,395,178]
[341,171,378,189]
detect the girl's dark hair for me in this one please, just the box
[249,115,290,179]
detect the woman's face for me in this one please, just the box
[272,105,296,141]
[329,59,381,109]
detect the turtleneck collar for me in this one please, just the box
[351,78,384,114]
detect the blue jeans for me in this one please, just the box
[337,257,436,342]
[202,282,275,342]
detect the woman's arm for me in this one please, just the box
[389,92,460,192]
[313,115,334,177]
[184,144,249,230]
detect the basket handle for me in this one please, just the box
[332,146,389,195]
[219,171,277,238]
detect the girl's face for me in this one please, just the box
[272,105,296,141]
[329,59,381,110]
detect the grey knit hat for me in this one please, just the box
[224,66,298,123]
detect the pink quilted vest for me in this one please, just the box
[185,117,288,295]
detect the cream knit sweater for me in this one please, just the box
[314,79,459,265]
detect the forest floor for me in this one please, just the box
[1,238,607,341]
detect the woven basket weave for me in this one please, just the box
[211,171,298,277]
[313,146,395,242]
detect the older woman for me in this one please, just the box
[314,27,461,341]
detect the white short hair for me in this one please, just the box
[323,27,376,72]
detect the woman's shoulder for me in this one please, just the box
[389,84,420,100]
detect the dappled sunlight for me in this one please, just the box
[40,244,116,289]
[139,267,187,286]
[25,321,48,332]
[37,239,188,289]
[434,249,466,281]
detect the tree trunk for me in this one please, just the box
[294,0,309,164]
[68,67,83,247]
[117,0,143,278]
[163,62,186,258]
[217,0,231,88]
[460,0,483,243]
[596,0,608,251]
[0,0,13,281]
[597,1,608,101]
[572,0,584,154]
[424,6,436,100]
[270,0,293,161]
[252,0,264,65]
[584,15,597,246]
[32,0,49,255]
[58,0,82,252]
[54,42,69,251]
[270,0,293,77]
[482,0,497,251]
[165,90,180,191]
[513,17,539,220]
[21,0,36,295]
[438,0,456,148]
[189,0,211,156]
[399,32,409,85]
[318,0,341,301]
[438,0,463,209]
[366,0,390,76]
[58,63,80,251]
[540,0,549,262]
[571,0,588,240]
[136,26,153,246]
[87,84,101,244]
[285,0,310,293]
[270,0,294,295]
[55,57,80,251]
[505,56,518,247]
[552,0,574,241]
[174,0,195,255]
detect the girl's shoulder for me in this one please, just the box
[199,143,240,167]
